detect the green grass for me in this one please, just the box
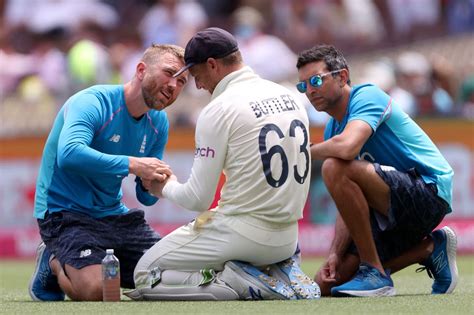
[1,257,473,314]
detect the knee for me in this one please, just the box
[321,158,348,187]
[71,276,103,301]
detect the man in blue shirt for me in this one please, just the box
[29,44,189,301]
[296,45,457,297]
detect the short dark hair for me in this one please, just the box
[296,44,351,84]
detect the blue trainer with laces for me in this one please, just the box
[270,254,321,299]
[29,243,65,301]
[331,263,395,297]
[417,226,458,294]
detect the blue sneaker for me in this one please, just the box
[29,243,65,301]
[269,255,321,299]
[331,263,395,297]
[417,226,458,294]
[222,261,297,300]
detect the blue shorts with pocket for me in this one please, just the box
[38,209,160,288]
[348,163,450,263]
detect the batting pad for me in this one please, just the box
[124,279,239,301]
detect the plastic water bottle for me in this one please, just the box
[102,249,120,301]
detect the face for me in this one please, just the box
[189,61,219,94]
[140,53,188,111]
[297,61,344,113]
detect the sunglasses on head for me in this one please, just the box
[296,69,343,93]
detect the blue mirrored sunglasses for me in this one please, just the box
[296,70,343,93]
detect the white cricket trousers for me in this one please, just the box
[134,211,298,280]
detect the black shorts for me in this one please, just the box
[38,209,160,289]
[348,164,450,263]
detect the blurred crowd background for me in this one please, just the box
[1,0,473,137]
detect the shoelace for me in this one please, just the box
[416,266,434,279]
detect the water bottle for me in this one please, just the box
[102,249,120,301]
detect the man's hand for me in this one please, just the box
[149,174,178,198]
[129,157,172,182]
[316,253,340,283]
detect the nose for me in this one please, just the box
[306,83,319,95]
[195,79,202,90]
[168,77,177,90]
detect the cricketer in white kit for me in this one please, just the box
[127,27,319,301]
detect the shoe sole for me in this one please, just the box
[332,286,396,297]
[28,243,47,301]
[441,226,458,294]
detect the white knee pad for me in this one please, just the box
[218,261,297,300]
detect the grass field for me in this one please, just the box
[1,257,473,314]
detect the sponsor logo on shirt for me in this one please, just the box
[109,134,121,143]
[195,146,215,158]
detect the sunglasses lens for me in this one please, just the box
[309,75,323,87]
[296,82,307,93]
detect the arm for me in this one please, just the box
[58,93,170,181]
[311,120,373,161]
[318,213,352,282]
[151,105,228,212]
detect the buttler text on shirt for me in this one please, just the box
[249,94,300,118]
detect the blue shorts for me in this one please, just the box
[38,209,160,288]
[348,164,450,263]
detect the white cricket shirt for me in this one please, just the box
[163,67,311,245]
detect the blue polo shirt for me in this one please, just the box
[324,84,453,209]
[34,85,169,219]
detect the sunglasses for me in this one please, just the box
[296,70,343,93]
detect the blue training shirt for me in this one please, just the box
[34,85,169,219]
[324,84,453,209]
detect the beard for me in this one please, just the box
[142,84,161,110]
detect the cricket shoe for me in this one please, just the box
[331,263,395,297]
[29,243,65,301]
[417,226,458,294]
[220,261,297,300]
[269,255,321,299]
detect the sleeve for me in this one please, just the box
[135,113,169,206]
[162,103,228,212]
[348,85,393,133]
[57,93,129,176]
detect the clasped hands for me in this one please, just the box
[129,157,177,198]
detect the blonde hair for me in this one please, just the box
[141,44,185,65]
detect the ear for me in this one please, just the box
[207,58,218,70]
[136,62,146,81]
[339,69,349,86]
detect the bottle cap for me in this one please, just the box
[106,249,114,255]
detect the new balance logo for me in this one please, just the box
[249,287,263,300]
[432,251,447,273]
[109,134,121,143]
[80,249,92,258]
[380,165,396,172]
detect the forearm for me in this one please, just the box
[311,135,358,161]
[329,214,352,257]
[59,143,129,176]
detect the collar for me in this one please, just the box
[211,66,256,101]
